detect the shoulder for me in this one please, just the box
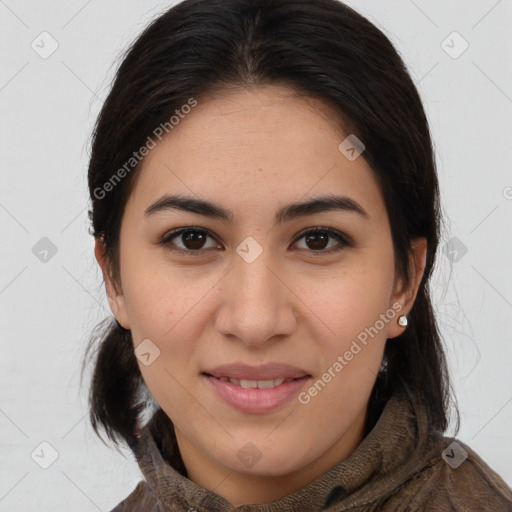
[381,436,512,511]
[109,480,161,512]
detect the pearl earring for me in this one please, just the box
[398,315,408,327]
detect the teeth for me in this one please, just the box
[217,377,291,388]
[254,379,282,389]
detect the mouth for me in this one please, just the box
[200,372,312,413]
[202,373,310,389]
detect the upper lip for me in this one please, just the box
[202,363,311,380]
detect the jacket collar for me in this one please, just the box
[133,393,437,511]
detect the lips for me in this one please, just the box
[202,362,311,381]
[202,373,312,413]
[211,376,296,389]
[201,362,312,413]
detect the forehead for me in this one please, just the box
[125,85,385,221]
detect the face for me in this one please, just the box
[96,84,426,504]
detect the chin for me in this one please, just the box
[217,441,311,477]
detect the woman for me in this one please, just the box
[82,0,512,510]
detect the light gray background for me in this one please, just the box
[1,0,511,510]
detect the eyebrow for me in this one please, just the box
[144,193,369,223]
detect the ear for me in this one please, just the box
[94,238,131,329]
[387,237,427,339]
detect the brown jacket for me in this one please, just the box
[110,393,512,511]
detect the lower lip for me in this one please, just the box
[202,374,311,413]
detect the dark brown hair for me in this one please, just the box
[82,0,459,462]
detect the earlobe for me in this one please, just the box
[94,238,131,329]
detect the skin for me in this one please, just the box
[95,84,427,506]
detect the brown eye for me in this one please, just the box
[158,226,351,256]
[159,227,220,254]
[180,230,208,250]
[304,231,329,250]
[293,227,351,254]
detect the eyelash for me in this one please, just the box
[157,225,352,256]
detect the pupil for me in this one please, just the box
[306,232,328,250]
[184,231,205,250]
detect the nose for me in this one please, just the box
[214,248,298,347]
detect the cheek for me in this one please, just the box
[120,246,204,339]
[296,265,393,431]
[120,255,212,407]
[299,252,395,396]
[307,255,396,341]
[124,267,207,423]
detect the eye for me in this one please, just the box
[292,227,351,254]
[157,226,351,255]
[158,226,221,254]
